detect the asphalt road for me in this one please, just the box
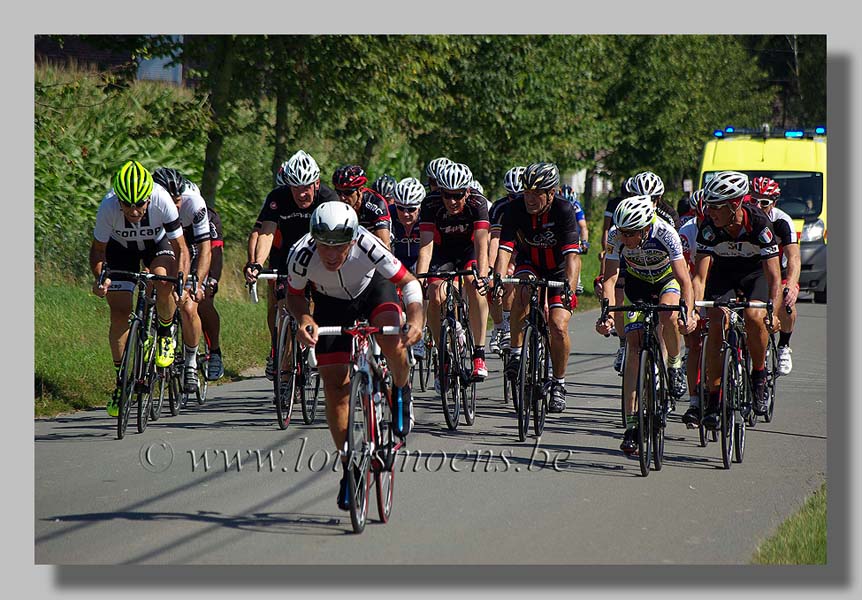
[35,303,827,564]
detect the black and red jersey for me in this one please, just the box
[498,194,580,272]
[255,183,339,253]
[419,191,490,252]
[354,188,391,232]
[696,203,779,278]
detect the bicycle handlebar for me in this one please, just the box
[599,297,689,334]
[247,269,281,304]
[100,265,185,297]
[499,277,565,289]
[695,300,771,310]
[316,325,404,336]
[415,267,477,280]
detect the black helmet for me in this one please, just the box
[521,162,560,191]
[152,167,187,198]
[371,174,397,199]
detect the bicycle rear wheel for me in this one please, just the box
[150,367,167,421]
[501,349,512,410]
[195,340,209,405]
[652,358,667,472]
[533,331,549,437]
[636,348,655,476]
[440,320,461,430]
[517,326,535,442]
[375,380,395,523]
[719,348,736,470]
[117,320,142,440]
[698,334,709,447]
[274,321,297,430]
[167,361,183,416]
[347,373,371,534]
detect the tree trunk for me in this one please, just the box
[362,136,377,168]
[272,38,291,187]
[201,36,238,208]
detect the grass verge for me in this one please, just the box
[751,482,827,565]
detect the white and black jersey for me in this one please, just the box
[286,227,409,301]
[178,181,212,245]
[93,184,182,250]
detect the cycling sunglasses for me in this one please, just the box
[396,205,418,213]
[119,198,149,209]
[441,190,467,200]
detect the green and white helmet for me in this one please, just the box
[613,195,656,230]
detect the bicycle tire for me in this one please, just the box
[150,368,167,421]
[719,347,736,470]
[619,345,628,428]
[347,372,371,534]
[653,355,667,472]
[301,349,320,425]
[460,313,477,426]
[137,315,159,433]
[274,319,296,430]
[196,340,209,405]
[440,320,460,430]
[501,349,512,410]
[698,333,709,447]
[636,348,655,477]
[168,362,183,416]
[375,379,395,523]
[117,319,142,440]
[764,334,778,423]
[533,330,549,437]
[517,325,535,442]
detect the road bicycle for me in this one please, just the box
[409,324,436,393]
[500,276,569,442]
[600,298,687,476]
[416,268,478,430]
[249,272,320,428]
[315,321,410,534]
[695,299,774,469]
[98,266,184,440]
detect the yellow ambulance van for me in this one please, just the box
[699,126,827,302]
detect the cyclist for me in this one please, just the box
[632,171,682,230]
[287,202,423,511]
[561,183,590,294]
[90,160,190,417]
[371,173,397,205]
[424,156,453,193]
[415,161,491,382]
[389,177,425,273]
[600,175,637,372]
[679,189,708,425]
[245,150,338,380]
[749,176,800,375]
[488,165,524,355]
[332,165,391,247]
[693,171,782,428]
[596,196,697,453]
[198,199,225,380]
[492,162,580,413]
[151,168,212,392]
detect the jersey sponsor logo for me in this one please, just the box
[364,200,385,216]
[278,212,312,220]
[270,201,278,210]
[291,246,314,277]
[523,230,558,248]
[701,226,715,242]
[439,223,472,234]
[758,227,774,244]
[193,207,207,224]
[116,226,162,239]
[356,232,386,264]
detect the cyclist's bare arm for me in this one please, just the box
[762,255,783,325]
[473,227,490,278]
[692,252,712,305]
[415,230,435,277]
[373,226,391,248]
[600,215,613,260]
[578,218,589,244]
[670,256,697,331]
[599,257,620,306]
[783,243,802,307]
[195,240,212,287]
[563,249,580,292]
[252,221,277,266]
[209,243,224,281]
[89,239,110,296]
[287,292,316,346]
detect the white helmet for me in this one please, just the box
[425,157,453,182]
[613,195,656,230]
[275,160,290,187]
[394,177,426,208]
[309,201,358,246]
[436,162,473,192]
[504,166,525,194]
[633,171,665,197]
[623,176,637,194]
[689,188,706,211]
[469,178,485,196]
[284,150,320,187]
[703,171,749,204]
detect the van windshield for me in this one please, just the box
[702,171,823,220]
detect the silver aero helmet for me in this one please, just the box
[703,171,750,204]
[275,160,290,187]
[310,201,359,246]
[284,150,321,187]
[436,162,474,192]
[613,195,656,230]
[633,171,665,198]
[504,166,526,194]
[425,157,453,182]
[394,177,426,208]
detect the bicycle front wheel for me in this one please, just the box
[117,320,142,440]
[652,357,667,472]
[516,326,535,442]
[460,315,477,426]
[763,334,778,423]
[533,331,550,437]
[719,348,737,470]
[440,320,461,430]
[636,348,655,477]
[274,321,297,430]
[301,350,320,425]
[347,373,371,534]
[150,367,167,421]
[196,340,209,405]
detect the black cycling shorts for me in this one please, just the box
[105,237,175,293]
[428,245,477,281]
[705,266,769,303]
[312,272,401,366]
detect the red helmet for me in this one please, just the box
[751,176,781,200]
[332,165,368,191]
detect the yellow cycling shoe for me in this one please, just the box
[106,388,120,418]
[155,335,176,368]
